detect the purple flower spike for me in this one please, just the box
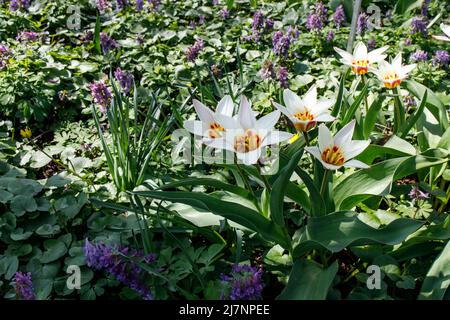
[89,81,112,113]
[100,33,119,54]
[84,239,155,300]
[277,67,289,88]
[410,17,428,36]
[114,68,134,94]
[410,50,428,62]
[357,12,369,34]
[333,5,346,29]
[186,39,205,62]
[220,264,264,300]
[14,272,36,300]
[432,50,449,68]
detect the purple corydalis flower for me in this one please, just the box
[277,67,289,88]
[432,50,449,68]
[220,8,229,20]
[90,81,111,113]
[333,5,346,29]
[315,1,328,21]
[410,50,428,62]
[84,239,155,300]
[9,0,19,11]
[199,15,206,25]
[306,13,323,32]
[212,0,219,5]
[116,0,129,10]
[136,0,144,11]
[114,68,134,94]
[96,0,109,11]
[421,0,430,17]
[272,27,298,58]
[16,31,40,42]
[326,30,334,42]
[220,264,264,300]
[148,0,160,11]
[409,185,429,201]
[100,32,119,54]
[186,38,204,62]
[252,11,265,30]
[405,38,412,46]
[80,31,94,43]
[403,95,416,108]
[357,12,369,34]
[410,17,428,36]
[259,60,275,80]
[14,272,36,300]
[367,39,376,51]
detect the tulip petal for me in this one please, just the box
[315,113,335,122]
[193,99,215,124]
[216,95,234,117]
[272,101,293,118]
[303,85,317,108]
[238,96,256,129]
[353,42,368,60]
[344,139,370,159]
[215,114,240,130]
[283,89,304,114]
[257,110,280,130]
[334,46,353,64]
[334,120,356,147]
[237,149,262,165]
[314,99,335,115]
[343,159,369,169]
[318,124,333,152]
[304,146,322,161]
[368,46,389,63]
[207,136,235,152]
[441,23,450,38]
[184,120,206,136]
[261,130,293,147]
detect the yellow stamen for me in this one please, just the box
[351,59,369,75]
[293,110,316,132]
[382,70,401,89]
[207,122,225,138]
[234,129,262,153]
[321,145,345,166]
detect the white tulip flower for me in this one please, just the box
[372,53,416,89]
[209,96,293,165]
[334,41,389,75]
[305,120,370,170]
[272,85,335,132]
[184,95,234,143]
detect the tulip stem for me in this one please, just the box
[302,131,310,146]
[392,88,404,133]
[256,163,272,192]
[320,169,331,198]
[361,75,369,114]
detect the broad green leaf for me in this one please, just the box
[363,94,385,139]
[419,240,450,300]
[404,80,448,130]
[270,149,303,227]
[335,154,448,210]
[277,259,338,300]
[132,190,291,249]
[293,211,423,256]
[40,239,68,264]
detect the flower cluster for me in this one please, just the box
[410,49,428,62]
[272,26,298,58]
[421,0,430,17]
[333,5,346,29]
[357,12,369,34]
[84,239,156,300]
[16,31,40,42]
[14,272,36,300]
[100,32,120,54]
[259,60,290,88]
[410,17,428,36]
[114,68,134,94]
[334,41,416,90]
[96,0,110,11]
[90,81,112,113]
[9,0,30,11]
[245,10,273,42]
[0,44,11,69]
[186,38,205,62]
[220,264,264,300]
[409,185,429,201]
[306,1,328,32]
[432,50,449,68]
[219,8,230,20]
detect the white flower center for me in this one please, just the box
[234,129,262,153]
